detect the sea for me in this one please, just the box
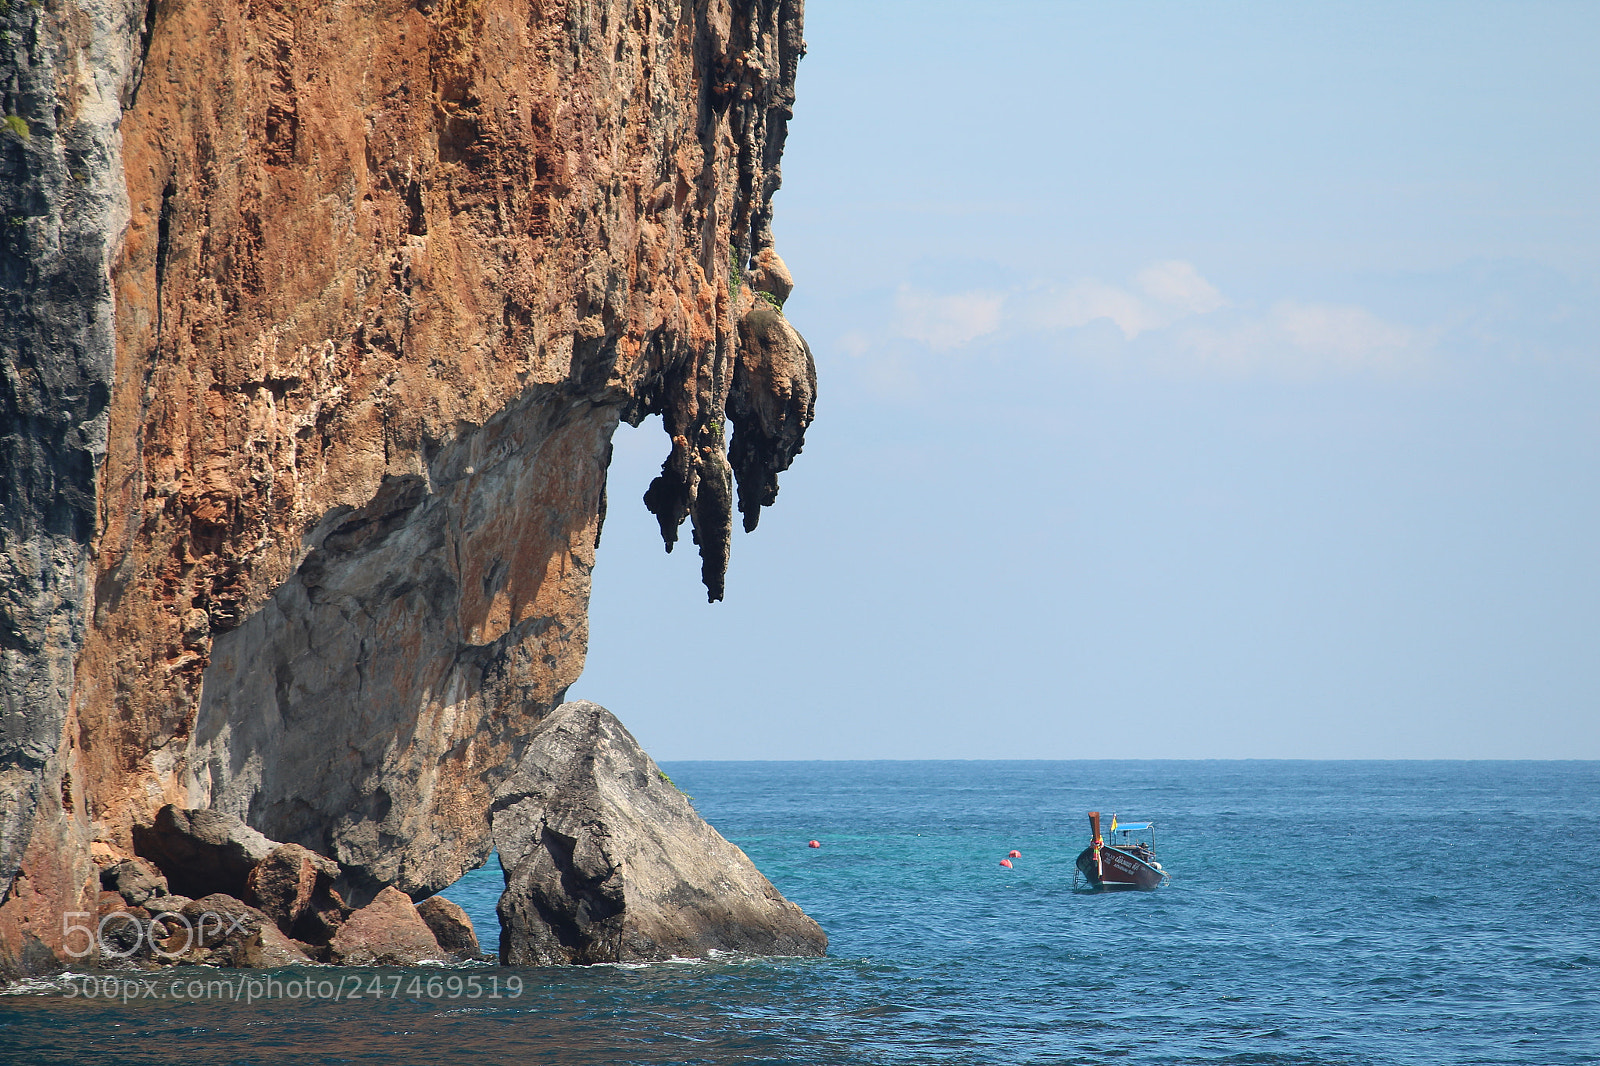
[2,760,1596,1065]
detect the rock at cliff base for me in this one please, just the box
[94,892,146,960]
[329,887,446,966]
[492,701,827,965]
[149,894,193,915]
[165,894,311,968]
[132,806,277,900]
[100,858,169,907]
[245,843,347,942]
[416,896,482,960]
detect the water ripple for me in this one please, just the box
[2,761,1596,1064]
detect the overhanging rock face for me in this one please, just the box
[0,0,820,979]
[493,701,827,964]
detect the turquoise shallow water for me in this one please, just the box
[3,761,1597,1064]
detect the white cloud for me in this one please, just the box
[838,331,873,359]
[1026,260,1226,339]
[892,287,1004,349]
[1031,279,1161,338]
[1136,260,1226,315]
[1271,302,1414,360]
[1178,301,1420,374]
[876,262,1421,377]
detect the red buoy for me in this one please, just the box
[1008,850,1021,858]
[999,858,1013,868]
[807,840,820,848]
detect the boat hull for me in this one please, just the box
[1075,845,1165,891]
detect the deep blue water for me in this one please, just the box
[3,761,1597,1064]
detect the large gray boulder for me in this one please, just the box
[492,701,827,965]
[100,857,170,907]
[131,805,277,900]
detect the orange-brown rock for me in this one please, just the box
[1,0,817,981]
[415,894,482,961]
[173,893,312,968]
[244,842,346,942]
[328,885,445,966]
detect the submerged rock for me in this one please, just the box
[492,701,827,965]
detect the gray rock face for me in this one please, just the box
[492,701,827,965]
[131,805,277,900]
[182,394,615,902]
[0,0,145,900]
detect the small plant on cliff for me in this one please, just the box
[756,289,784,313]
[3,115,28,142]
[656,769,695,807]
[728,244,743,297]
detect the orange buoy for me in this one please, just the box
[807,840,820,848]
[999,858,1013,868]
[1008,850,1021,858]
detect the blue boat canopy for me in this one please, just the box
[1111,822,1153,831]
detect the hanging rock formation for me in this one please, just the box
[1,0,817,981]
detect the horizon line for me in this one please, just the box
[651,756,1600,763]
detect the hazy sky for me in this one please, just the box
[568,1,1600,759]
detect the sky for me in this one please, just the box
[567,1,1600,759]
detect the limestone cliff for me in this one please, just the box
[0,0,815,979]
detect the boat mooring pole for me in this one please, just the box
[1088,811,1103,880]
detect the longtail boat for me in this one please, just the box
[1074,810,1169,891]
